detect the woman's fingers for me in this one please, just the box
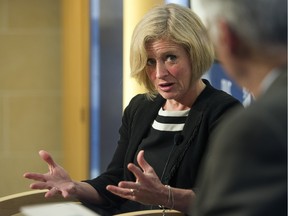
[135,150,157,176]
[117,180,141,190]
[39,150,57,169]
[23,172,46,182]
[45,187,61,198]
[107,151,163,205]
[127,150,159,186]
[107,185,135,197]
[29,182,50,190]
[23,150,75,199]
[127,150,151,178]
[136,150,150,172]
[127,163,144,179]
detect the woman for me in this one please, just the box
[24,3,242,215]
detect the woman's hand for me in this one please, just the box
[106,150,168,206]
[23,150,76,198]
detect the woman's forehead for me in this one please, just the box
[145,38,182,51]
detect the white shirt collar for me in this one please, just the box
[259,69,281,96]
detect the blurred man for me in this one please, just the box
[191,0,287,215]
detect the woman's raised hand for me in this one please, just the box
[106,150,168,206]
[23,150,76,198]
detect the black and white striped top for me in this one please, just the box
[152,108,190,132]
[135,108,190,178]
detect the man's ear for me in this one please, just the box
[218,19,246,57]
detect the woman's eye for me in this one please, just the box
[166,55,177,62]
[147,59,156,66]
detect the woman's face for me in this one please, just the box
[146,39,194,102]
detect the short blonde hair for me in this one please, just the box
[130,3,214,99]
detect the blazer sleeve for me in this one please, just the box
[84,94,146,208]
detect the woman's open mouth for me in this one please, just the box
[158,82,174,91]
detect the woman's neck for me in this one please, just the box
[163,80,206,111]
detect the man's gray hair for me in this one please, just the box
[195,0,287,49]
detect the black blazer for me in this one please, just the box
[193,69,287,216]
[85,79,242,213]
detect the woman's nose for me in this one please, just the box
[155,62,168,78]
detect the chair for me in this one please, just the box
[114,209,184,216]
[0,190,184,216]
[0,190,78,216]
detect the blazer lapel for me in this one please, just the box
[161,81,213,184]
[161,108,203,184]
[124,95,165,179]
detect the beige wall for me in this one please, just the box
[61,0,90,180]
[0,0,63,196]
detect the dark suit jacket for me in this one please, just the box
[192,69,287,216]
[85,79,241,214]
